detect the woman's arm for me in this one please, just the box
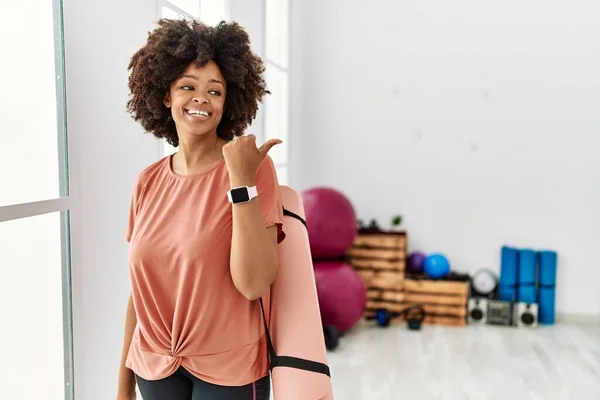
[229,176,279,301]
[223,136,284,301]
[117,294,137,398]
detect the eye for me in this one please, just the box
[181,85,194,91]
[209,89,221,96]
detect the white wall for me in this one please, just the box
[288,0,305,190]
[291,0,600,316]
[62,0,161,398]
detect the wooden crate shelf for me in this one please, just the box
[401,278,469,327]
[345,229,407,317]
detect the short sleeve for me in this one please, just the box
[126,176,143,243]
[256,156,286,244]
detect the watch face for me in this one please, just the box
[230,187,250,203]
[473,270,497,295]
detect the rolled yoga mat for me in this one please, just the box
[537,250,557,324]
[498,246,518,302]
[267,185,335,399]
[517,249,537,303]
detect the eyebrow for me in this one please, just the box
[180,75,225,87]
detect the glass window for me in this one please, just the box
[264,65,289,167]
[265,0,289,68]
[0,0,64,206]
[0,212,66,400]
[164,0,200,17]
[0,1,72,398]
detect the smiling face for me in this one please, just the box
[164,60,227,140]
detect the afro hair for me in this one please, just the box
[126,18,269,147]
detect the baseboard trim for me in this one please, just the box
[557,312,600,326]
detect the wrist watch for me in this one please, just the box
[227,185,258,204]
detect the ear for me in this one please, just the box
[163,92,171,108]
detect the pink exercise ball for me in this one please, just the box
[302,187,357,259]
[313,261,367,334]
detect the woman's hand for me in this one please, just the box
[222,134,281,186]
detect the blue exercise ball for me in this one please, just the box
[423,253,450,279]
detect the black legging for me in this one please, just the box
[135,366,270,400]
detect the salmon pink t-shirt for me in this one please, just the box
[125,154,285,386]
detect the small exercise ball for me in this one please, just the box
[314,261,367,334]
[407,251,426,273]
[302,187,357,259]
[423,253,450,279]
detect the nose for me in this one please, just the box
[193,93,208,104]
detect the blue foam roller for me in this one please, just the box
[500,246,518,286]
[518,249,536,284]
[538,250,557,286]
[498,284,517,302]
[538,287,556,324]
[518,284,536,303]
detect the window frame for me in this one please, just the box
[0,0,74,398]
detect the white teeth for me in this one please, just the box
[187,109,209,117]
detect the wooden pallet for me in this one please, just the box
[368,314,467,327]
[345,229,407,317]
[398,278,469,327]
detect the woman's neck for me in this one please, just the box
[172,133,226,175]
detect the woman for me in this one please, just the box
[116,18,285,400]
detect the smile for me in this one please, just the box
[185,109,211,117]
